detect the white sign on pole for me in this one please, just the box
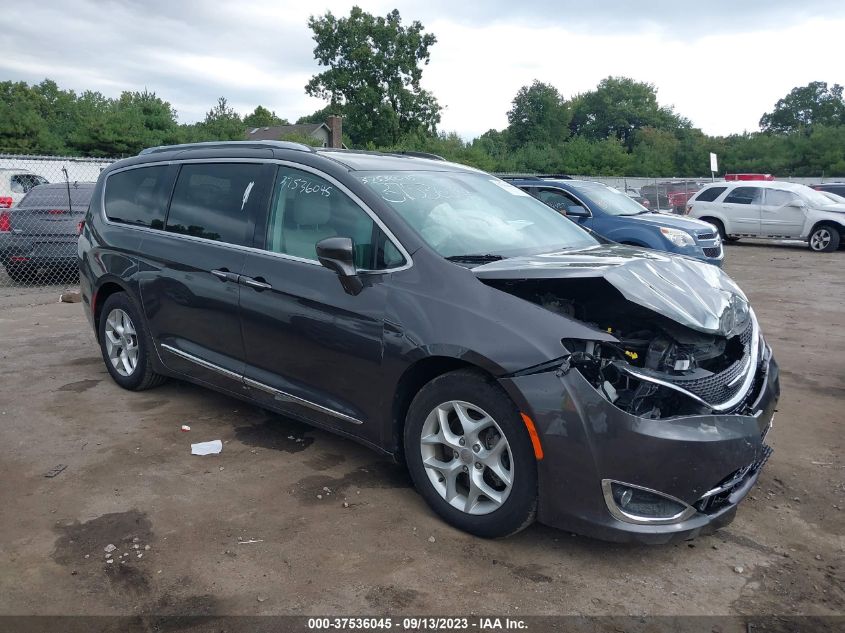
[709,152,718,173]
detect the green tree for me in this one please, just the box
[243,105,288,128]
[199,97,244,140]
[0,81,61,153]
[631,127,680,176]
[569,76,684,150]
[506,81,571,148]
[759,81,845,133]
[305,6,441,146]
[296,104,338,125]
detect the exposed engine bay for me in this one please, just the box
[484,277,761,419]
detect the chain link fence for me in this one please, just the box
[0,154,111,292]
[0,153,833,294]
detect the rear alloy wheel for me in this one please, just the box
[104,308,139,377]
[808,225,840,252]
[404,370,537,538]
[98,292,166,391]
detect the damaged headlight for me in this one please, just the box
[659,227,695,248]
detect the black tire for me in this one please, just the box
[98,292,166,391]
[705,218,739,242]
[808,224,841,253]
[4,264,32,285]
[403,369,538,538]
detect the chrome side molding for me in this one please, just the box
[160,343,363,425]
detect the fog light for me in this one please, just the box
[602,480,696,525]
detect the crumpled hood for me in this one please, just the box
[472,244,747,335]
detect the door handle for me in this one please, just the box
[211,269,239,282]
[240,276,272,291]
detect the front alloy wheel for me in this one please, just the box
[404,369,537,538]
[808,225,840,252]
[420,400,513,515]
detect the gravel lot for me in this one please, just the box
[0,242,842,622]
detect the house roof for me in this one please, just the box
[245,123,328,141]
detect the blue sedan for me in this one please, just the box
[508,178,724,266]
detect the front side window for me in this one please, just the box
[105,166,168,228]
[764,189,797,207]
[358,171,598,259]
[166,163,264,245]
[266,167,404,270]
[723,187,762,205]
[534,188,582,213]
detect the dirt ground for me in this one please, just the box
[0,241,842,622]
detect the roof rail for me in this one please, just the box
[138,140,314,156]
[393,151,446,161]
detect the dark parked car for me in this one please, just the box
[812,182,845,198]
[506,178,724,265]
[79,141,779,542]
[1,182,94,283]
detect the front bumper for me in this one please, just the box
[500,348,779,544]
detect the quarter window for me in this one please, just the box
[694,186,727,202]
[105,166,169,228]
[166,163,265,245]
[723,187,762,205]
[266,167,404,269]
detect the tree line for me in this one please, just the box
[2,6,844,177]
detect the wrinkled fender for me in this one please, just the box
[384,255,616,377]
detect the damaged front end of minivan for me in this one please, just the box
[476,247,779,542]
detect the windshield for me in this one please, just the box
[357,171,598,258]
[798,184,838,207]
[568,182,649,216]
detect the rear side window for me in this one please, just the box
[105,166,168,228]
[723,187,761,205]
[694,186,726,202]
[166,163,267,246]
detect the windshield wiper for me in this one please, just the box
[445,254,505,263]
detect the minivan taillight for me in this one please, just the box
[0,211,11,232]
[0,197,13,209]
[77,220,84,236]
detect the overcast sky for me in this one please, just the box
[2,0,844,139]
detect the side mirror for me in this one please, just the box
[316,237,363,296]
[567,205,590,217]
[788,199,806,208]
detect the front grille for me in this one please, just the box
[703,246,722,257]
[698,232,716,240]
[668,319,753,405]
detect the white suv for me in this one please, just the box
[0,169,49,208]
[687,180,845,252]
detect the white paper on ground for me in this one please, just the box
[191,440,223,455]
